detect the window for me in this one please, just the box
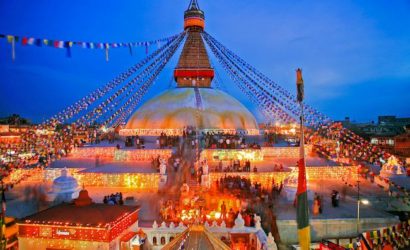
[153,236,157,245]
[170,236,174,242]
[161,236,166,245]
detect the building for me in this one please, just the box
[378,115,410,127]
[17,189,140,250]
[140,213,277,250]
[339,116,410,155]
[120,0,259,136]
[394,125,410,163]
[0,125,29,145]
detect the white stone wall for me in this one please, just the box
[277,217,400,244]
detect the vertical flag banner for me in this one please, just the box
[296,68,311,250]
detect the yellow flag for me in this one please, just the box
[6,35,14,43]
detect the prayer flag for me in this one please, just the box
[47,40,54,47]
[64,41,72,58]
[296,68,304,102]
[35,38,42,47]
[27,37,35,45]
[55,41,63,48]
[22,37,28,45]
[128,44,133,56]
[6,35,14,43]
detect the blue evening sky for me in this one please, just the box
[0,0,409,123]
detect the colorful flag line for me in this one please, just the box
[0,33,178,50]
[0,33,180,61]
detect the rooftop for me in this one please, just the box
[20,203,139,228]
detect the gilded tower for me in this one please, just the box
[174,0,214,87]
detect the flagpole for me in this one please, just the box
[295,68,311,250]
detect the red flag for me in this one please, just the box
[22,37,28,45]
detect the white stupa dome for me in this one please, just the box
[52,168,79,193]
[120,88,259,136]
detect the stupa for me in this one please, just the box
[47,168,79,203]
[120,0,259,136]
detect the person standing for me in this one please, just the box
[313,197,319,216]
[221,201,227,220]
[318,195,323,214]
[331,190,336,207]
[335,191,340,207]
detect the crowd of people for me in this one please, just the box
[220,201,259,227]
[103,192,124,205]
[215,175,283,203]
[263,132,277,146]
[158,184,269,231]
[311,190,342,216]
[200,131,261,150]
[213,159,256,173]
[0,123,100,184]
[202,132,246,149]
[214,176,281,235]
[182,126,197,138]
[125,135,145,148]
[156,133,180,149]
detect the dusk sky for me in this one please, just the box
[0,0,409,123]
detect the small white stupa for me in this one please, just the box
[47,168,79,203]
[380,155,406,178]
[233,213,245,229]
